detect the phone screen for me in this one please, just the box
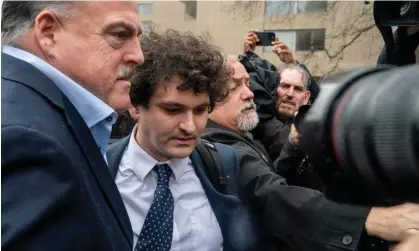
[256,32,276,46]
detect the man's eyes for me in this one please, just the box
[164,107,180,114]
[163,107,208,114]
[112,30,131,40]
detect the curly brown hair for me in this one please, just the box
[130,29,233,112]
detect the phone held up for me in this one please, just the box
[256,32,276,46]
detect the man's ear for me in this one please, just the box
[303,91,311,105]
[128,105,141,121]
[33,11,61,55]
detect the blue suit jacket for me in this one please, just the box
[1,53,132,251]
[107,136,261,251]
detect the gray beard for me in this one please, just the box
[237,110,259,132]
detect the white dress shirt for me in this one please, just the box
[115,130,223,251]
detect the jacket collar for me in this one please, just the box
[206,120,255,139]
[1,52,64,110]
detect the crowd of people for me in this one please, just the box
[2,2,419,251]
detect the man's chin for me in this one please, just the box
[167,150,194,159]
[278,108,294,119]
[164,144,196,159]
[107,96,131,113]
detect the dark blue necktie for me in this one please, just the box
[135,164,174,251]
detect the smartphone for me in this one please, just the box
[256,32,276,46]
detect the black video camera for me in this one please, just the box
[299,1,419,206]
[300,65,419,206]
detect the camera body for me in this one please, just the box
[300,65,419,206]
[297,1,419,206]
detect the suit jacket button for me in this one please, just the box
[342,235,353,245]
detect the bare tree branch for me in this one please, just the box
[324,23,376,59]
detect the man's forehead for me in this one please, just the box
[280,69,304,86]
[152,78,209,105]
[76,1,141,28]
[231,63,249,80]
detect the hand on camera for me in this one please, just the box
[244,29,258,53]
[272,38,297,65]
[289,124,300,146]
[366,203,419,243]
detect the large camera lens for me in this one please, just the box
[300,65,419,204]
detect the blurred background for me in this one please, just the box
[137,0,383,80]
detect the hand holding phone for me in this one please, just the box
[272,39,297,64]
[244,30,259,52]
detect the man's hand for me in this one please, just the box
[272,38,297,64]
[244,29,258,53]
[390,235,419,251]
[289,124,300,146]
[366,203,419,242]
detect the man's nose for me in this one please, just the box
[126,39,145,65]
[286,87,295,96]
[241,85,255,101]
[179,113,197,134]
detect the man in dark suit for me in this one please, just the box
[2,2,144,251]
[106,30,264,251]
[204,56,419,251]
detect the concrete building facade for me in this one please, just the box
[136,1,384,78]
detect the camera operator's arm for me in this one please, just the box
[366,204,419,243]
[238,144,419,250]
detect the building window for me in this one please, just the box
[296,29,325,51]
[265,0,327,16]
[182,1,197,20]
[137,3,153,16]
[264,29,325,52]
[141,21,153,36]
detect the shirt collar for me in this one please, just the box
[2,45,116,129]
[127,126,189,182]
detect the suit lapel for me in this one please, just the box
[106,136,130,179]
[63,97,133,246]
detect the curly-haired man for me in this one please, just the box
[106,30,262,251]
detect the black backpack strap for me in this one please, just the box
[195,139,228,194]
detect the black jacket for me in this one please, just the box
[274,140,324,191]
[202,120,371,251]
[1,53,132,251]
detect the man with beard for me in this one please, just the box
[275,64,311,122]
[206,55,272,167]
[202,56,419,251]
